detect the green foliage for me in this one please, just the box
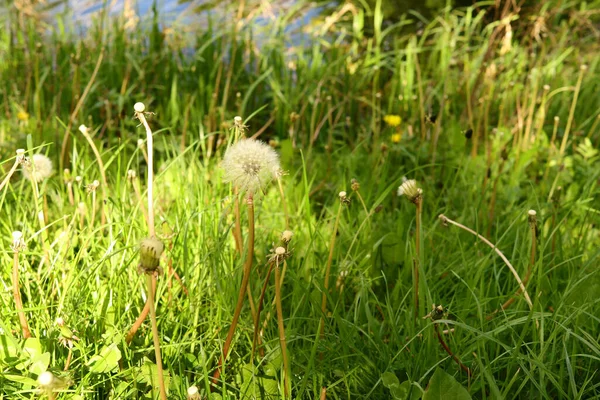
[423,369,471,400]
[0,0,599,398]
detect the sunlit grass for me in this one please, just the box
[0,0,599,398]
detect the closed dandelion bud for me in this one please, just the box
[63,169,72,182]
[221,138,281,195]
[16,149,26,163]
[139,237,164,273]
[134,102,146,113]
[11,231,25,252]
[187,386,201,400]
[339,191,350,205]
[281,230,293,244]
[23,154,53,183]
[528,210,537,227]
[397,179,422,204]
[86,180,100,193]
[78,124,90,135]
[350,178,360,192]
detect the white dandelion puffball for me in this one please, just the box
[23,154,53,182]
[222,139,281,195]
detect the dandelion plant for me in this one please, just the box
[133,102,168,400]
[398,179,423,318]
[214,138,281,384]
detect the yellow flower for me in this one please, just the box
[16,111,29,121]
[391,133,402,143]
[384,115,401,127]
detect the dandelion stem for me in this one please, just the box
[125,276,157,345]
[135,109,155,237]
[213,194,255,385]
[12,249,31,338]
[434,324,471,376]
[500,212,537,312]
[275,260,291,397]
[439,214,534,311]
[146,273,168,400]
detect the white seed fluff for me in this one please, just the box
[23,154,53,183]
[221,139,280,195]
[38,371,54,387]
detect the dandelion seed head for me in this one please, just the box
[281,230,293,243]
[275,247,286,256]
[398,179,422,203]
[22,154,53,183]
[222,139,280,195]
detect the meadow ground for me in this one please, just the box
[0,1,600,399]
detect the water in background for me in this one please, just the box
[17,0,473,29]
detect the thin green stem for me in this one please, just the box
[146,274,167,400]
[213,194,255,384]
[275,261,291,397]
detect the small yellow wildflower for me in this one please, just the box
[384,115,401,127]
[17,111,29,121]
[391,133,402,143]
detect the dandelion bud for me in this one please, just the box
[78,124,90,135]
[134,102,146,113]
[63,169,72,182]
[11,231,25,252]
[75,176,82,184]
[281,230,293,244]
[350,178,360,192]
[127,170,137,180]
[139,237,164,274]
[22,154,53,183]
[16,149,26,163]
[397,179,422,203]
[543,84,550,91]
[221,139,281,195]
[38,371,54,388]
[187,386,200,400]
[86,180,100,193]
[528,209,537,227]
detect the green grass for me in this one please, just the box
[1,0,600,399]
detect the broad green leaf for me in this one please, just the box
[29,352,51,375]
[136,360,171,392]
[423,369,471,400]
[2,374,38,386]
[382,371,400,388]
[23,337,43,358]
[87,343,121,373]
